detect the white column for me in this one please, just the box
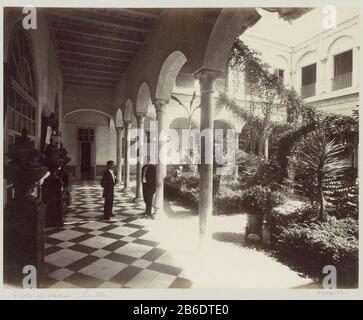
[194,68,219,239]
[134,113,145,202]
[318,58,328,96]
[264,136,269,163]
[353,46,360,90]
[153,99,167,216]
[122,120,131,192]
[116,126,123,185]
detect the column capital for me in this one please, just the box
[135,112,146,123]
[193,68,220,92]
[115,125,123,131]
[193,67,220,80]
[153,98,168,113]
[123,120,132,127]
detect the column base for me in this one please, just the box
[121,187,131,193]
[152,208,167,220]
[133,196,143,203]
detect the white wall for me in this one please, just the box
[62,111,117,177]
[229,8,359,115]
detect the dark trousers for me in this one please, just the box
[143,183,155,216]
[104,195,114,218]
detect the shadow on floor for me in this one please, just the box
[164,199,198,219]
[212,232,244,246]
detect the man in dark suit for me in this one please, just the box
[101,160,118,220]
[142,156,156,218]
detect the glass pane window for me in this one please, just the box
[79,128,94,142]
[332,50,353,91]
[6,24,37,141]
[301,63,316,86]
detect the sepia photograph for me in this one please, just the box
[1,2,360,295]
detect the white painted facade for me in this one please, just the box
[234,9,360,115]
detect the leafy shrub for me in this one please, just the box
[275,216,358,286]
[165,170,220,209]
[165,172,199,208]
[291,130,351,220]
[215,185,244,213]
[241,185,285,215]
[266,203,318,244]
[236,150,261,172]
[325,177,358,219]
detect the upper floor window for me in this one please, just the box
[274,69,284,84]
[332,50,353,91]
[244,72,256,96]
[301,63,316,99]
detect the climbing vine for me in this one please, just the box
[218,39,359,179]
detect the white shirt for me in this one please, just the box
[109,169,115,183]
[142,165,148,183]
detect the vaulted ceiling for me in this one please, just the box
[47,8,162,89]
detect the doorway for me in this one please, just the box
[81,142,92,179]
[78,127,95,180]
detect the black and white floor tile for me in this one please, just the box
[42,181,193,288]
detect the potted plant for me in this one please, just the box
[242,185,285,242]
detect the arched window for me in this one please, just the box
[6,24,37,147]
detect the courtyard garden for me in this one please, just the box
[165,39,359,288]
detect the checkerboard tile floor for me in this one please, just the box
[42,180,193,288]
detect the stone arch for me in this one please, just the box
[109,118,117,134]
[169,117,198,130]
[294,50,318,90]
[326,35,355,93]
[295,49,318,70]
[115,108,123,128]
[63,108,112,121]
[155,51,187,101]
[124,99,134,122]
[326,35,355,57]
[203,8,261,72]
[275,54,290,68]
[274,55,291,86]
[214,119,235,130]
[136,82,152,114]
[214,119,235,144]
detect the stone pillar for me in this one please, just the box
[134,113,145,202]
[122,120,131,192]
[194,68,219,238]
[116,126,123,185]
[353,46,360,90]
[264,136,269,163]
[319,58,328,96]
[154,99,167,216]
[234,134,240,180]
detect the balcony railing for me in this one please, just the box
[301,82,316,99]
[332,72,352,91]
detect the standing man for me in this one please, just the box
[101,160,118,220]
[42,166,64,229]
[142,156,156,218]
